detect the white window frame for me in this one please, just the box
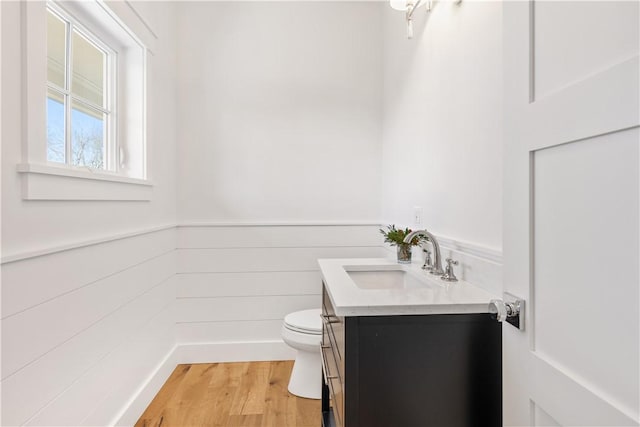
[46,3,117,171]
[18,0,152,201]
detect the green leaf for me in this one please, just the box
[379,224,421,246]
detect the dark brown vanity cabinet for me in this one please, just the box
[320,283,502,427]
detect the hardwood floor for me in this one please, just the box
[135,361,321,427]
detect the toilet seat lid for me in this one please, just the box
[284,309,322,334]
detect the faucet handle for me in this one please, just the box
[422,249,433,270]
[441,258,459,282]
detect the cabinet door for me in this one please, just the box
[353,315,501,427]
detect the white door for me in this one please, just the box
[503,1,639,426]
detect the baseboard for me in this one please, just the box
[112,341,295,426]
[175,340,296,364]
[111,345,179,426]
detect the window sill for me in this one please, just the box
[17,163,153,201]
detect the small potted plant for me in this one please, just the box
[380,224,422,264]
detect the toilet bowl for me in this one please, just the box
[281,309,322,399]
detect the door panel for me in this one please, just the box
[503,0,639,425]
[533,129,639,416]
[533,1,639,100]
[530,354,637,426]
[532,403,561,427]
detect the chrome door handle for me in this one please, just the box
[489,292,524,330]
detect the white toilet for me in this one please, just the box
[281,308,322,399]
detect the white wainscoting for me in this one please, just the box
[1,227,176,427]
[1,223,503,426]
[174,224,386,362]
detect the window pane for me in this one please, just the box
[47,10,66,88]
[71,30,105,107]
[71,100,104,169]
[47,89,66,163]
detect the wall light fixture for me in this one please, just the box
[390,0,462,39]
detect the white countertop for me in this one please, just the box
[318,258,499,317]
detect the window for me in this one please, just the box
[19,1,152,200]
[46,5,116,170]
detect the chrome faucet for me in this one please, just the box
[403,229,445,275]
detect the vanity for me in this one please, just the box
[319,258,502,427]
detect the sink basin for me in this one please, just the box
[345,267,434,290]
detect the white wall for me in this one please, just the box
[176,1,383,223]
[381,1,503,252]
[1,2,178,256]
[172,1,388,364]
[1,1,179,425]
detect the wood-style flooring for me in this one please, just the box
[135,361,321,427]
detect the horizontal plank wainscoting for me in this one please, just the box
[1,227,177,427]
[175,224,387,362]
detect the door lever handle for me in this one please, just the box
[489,292,525,330]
